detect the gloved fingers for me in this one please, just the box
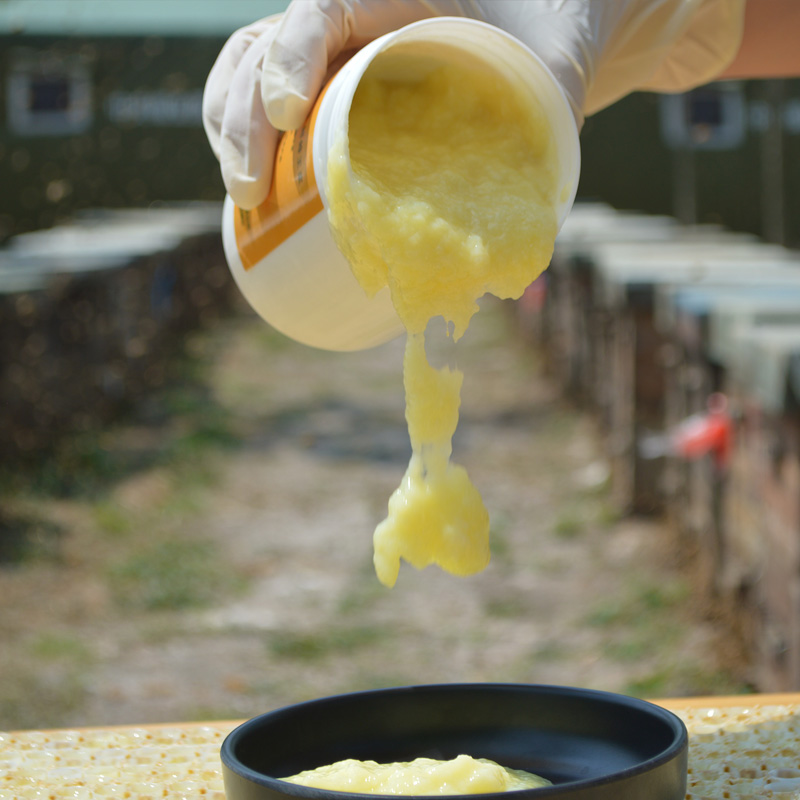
[261,0,333,133]
[262,0,476,132]
[202,16,278,162]
[203,1,476,205]
[640,0,745,96]
[219,22,283,210]
[474,0,589,128]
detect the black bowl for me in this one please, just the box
[221,683,687,800]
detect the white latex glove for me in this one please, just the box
[203,0,746,210]
[203,1,471,209]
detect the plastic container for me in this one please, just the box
[222,17,581,352]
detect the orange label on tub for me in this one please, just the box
[234,85,329,269]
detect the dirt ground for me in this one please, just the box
[0,297,752,732]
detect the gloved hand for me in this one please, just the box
[203,1,467,210]
[203,0,745,210]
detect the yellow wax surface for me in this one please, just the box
[327,52,558,586]
[282,754,551,794]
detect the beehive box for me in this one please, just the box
[654,285,800,599]
[588,239,798,514]
[722,324,800,690]
[0,204,233,460]
[543,204,679,408]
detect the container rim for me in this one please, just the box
[314,16,581,231]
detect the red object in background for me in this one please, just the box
[671,393,733,469]
[520,274,547,314]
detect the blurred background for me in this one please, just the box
[2,0,799,732]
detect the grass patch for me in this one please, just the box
[625,669,673,699]
[336,569,387,616]
[594,502,622,528]
[0,633,93,729]
[249,323,303,353]
[530,640,573,663]
[484,594,528,619]
[28,632,92,664]
[161,380,241,459]
[601,637,652,663]
[601,614,685,662]
[553,511,585,539]
[30,434,133,497]
[0,664,88,730]
[0,510,63,565]
[586,578,694,678]
[586,579,689,628]
[107,537,245,611]
[93,501,134,538]
[267,626,387,662]
[625,664,754,700]
[488,514,513,564]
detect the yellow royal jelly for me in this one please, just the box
[327,56,559,587]
[282,754,551,794]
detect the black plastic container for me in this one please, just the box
[221,683,687,800]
